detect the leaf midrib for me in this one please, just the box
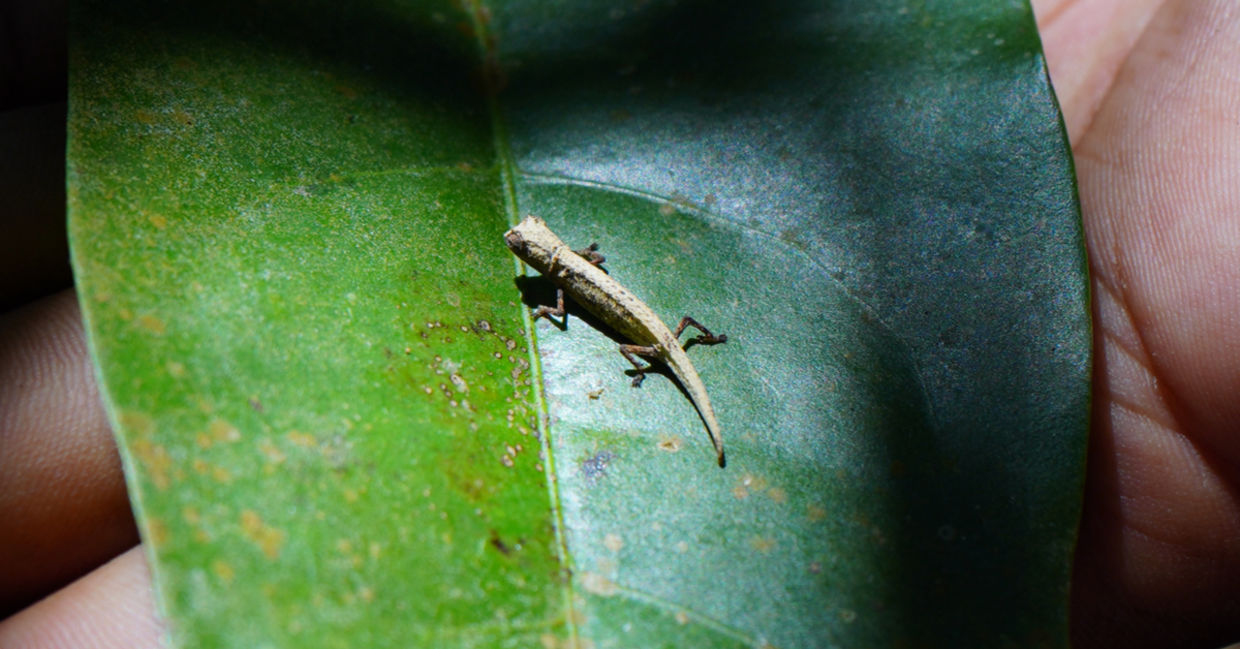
[464,2,582,646]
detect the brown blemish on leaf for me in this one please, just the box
[240,510,285,559]
[767,487,788,504]
[166,361,186,378]
[603,533,623,553]
[807,503,827,522]
[674,611,689,625]
[148,213,167,229]
[488,529,511,555]
[657,435,682,452]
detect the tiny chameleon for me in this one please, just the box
[504,215,729,468]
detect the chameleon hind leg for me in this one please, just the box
[618,344,660,387]
[673,316,728,345]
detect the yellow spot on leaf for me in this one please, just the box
[750,536,776,553]
[136,313,166,335]
[132,439,172,489]
[209,419,241,443]
[258,439,285,464]
[213,560,236,583]
[240,510,285,559]
[119,410,155,436]
[807,504,827,522]
[146,517,169,547]
[603,533,623,553]
[182,506,201,525]
[166,361,185,378]
[286,430,316,447]
[579,572,617,597]
[674,611,689,625]
[148,213,167,229]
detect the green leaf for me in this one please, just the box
[68,0,1089,647]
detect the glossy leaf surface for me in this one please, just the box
[68,0,1089,647]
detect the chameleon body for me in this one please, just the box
[504,215,727,467]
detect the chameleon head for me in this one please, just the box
[503,215,563,272]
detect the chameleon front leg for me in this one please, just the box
[532,288,566,321]
[575,243,605,266]
[618,344,660,387]
[673,316,728,345]
[530,243,604,323]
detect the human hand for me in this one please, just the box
[1035,0,1240,646]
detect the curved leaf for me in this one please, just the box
[68,0,1088,647]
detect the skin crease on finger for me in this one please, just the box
[0,291,138,615]
[1036,0,1240,646]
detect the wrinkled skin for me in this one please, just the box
[2,1,1238,647]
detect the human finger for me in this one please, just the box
[0,546,163,649]
[0,290,137,616]
[1069,0,1240,646]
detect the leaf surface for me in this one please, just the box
[68,0,1089,647]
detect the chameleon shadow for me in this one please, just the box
[512,273,687,407]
